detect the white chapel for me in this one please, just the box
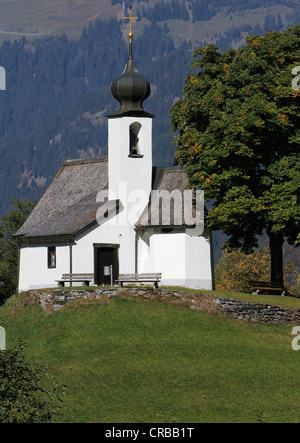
[15,27,214,292]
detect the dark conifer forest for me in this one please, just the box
[0,19,193,215]
[0,0,299,216]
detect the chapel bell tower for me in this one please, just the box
[107,8,154,211]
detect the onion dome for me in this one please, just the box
[108,39,154,118]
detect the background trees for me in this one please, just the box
[171,25,300,285]
[1,11,297,219]
[0,200,36,303]
[215,246,271,292]
[215,246,300,294]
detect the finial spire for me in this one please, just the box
[108,4,153,119]
[124,5,138,44]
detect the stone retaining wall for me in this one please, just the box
[216,297,300,324]
[23,288,300,324]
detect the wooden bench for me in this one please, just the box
[116,273,162,289]
[249,281,286,296]
[56,274,94,287]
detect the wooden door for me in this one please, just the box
[94,246,119,286]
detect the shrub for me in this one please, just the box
[216,246,271,292]
[0,341,65,423]
[284,261,300,296]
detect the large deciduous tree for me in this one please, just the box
[171,26,300,285]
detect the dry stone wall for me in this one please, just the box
[23,288,300,324]
[216,297,300,324]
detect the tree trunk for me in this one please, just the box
[269,231,284,285]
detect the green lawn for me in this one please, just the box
[1,295,300,423]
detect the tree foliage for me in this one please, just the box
[284,261,300,296]
[0,200,36,303]
[216,246,300,295]
[171,25,300,283]
[0,341,64,423]
[216,246,271,292]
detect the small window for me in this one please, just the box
[129,122,143,157]
[48,247,56,269]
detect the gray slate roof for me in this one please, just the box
[15,159,194,242]
[136,168,195,229]
[15,158,109,241]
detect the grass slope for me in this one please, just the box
[1,295,300,423]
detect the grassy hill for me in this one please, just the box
[1,293,300,423]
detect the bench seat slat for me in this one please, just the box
[118,275,161,279]
[59,279,92,282]
[62,274,94,278]
[116,273,162,289]
[249,281,286,296]
[250,282,283,288]
[56,273,94,287]
[118,274,162,277]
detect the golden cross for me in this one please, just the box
[124,5,138,42]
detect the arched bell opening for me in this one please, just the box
[129,122,143,157]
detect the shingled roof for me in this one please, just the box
[136,167,198,229]
[15,158,109,242]
[15,159,198,242]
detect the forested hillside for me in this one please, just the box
[0,19,191,215]
[0,0,299,220]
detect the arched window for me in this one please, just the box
[129,122,143,157]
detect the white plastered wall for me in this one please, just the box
[18,243,70,291]
[185,227,213,289]
[108,116,152,209]
[73,214,137,275]
[137,227,213,289]
[18,223,213,292]
[18,213,138,292]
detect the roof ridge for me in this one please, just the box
[165,168,184,173]
[63,157,108,166]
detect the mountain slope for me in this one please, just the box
[0,0,120,41]
[0,0,299,43]
[0,20,191,215]
[1,0,300,216]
